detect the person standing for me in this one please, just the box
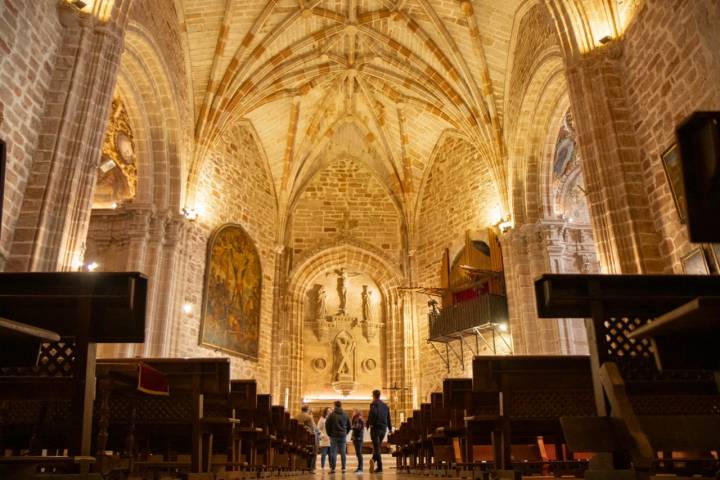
[317,407,332,470]
[367,389,392,473]
[325,400,351,473]
[351,409,365,472]
[297,405,318,471]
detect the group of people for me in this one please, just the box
[297,389,392,474]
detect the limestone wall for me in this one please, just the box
[414,135,502,400]
[289,157,402,264]
[0,1,63,268]
[622,0,720,271]
[177,124,278,389]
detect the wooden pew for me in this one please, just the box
[535,273,720,478]
[0,272,147,478]
[469,355,594,478]
[229,380,265,470]
[95,357,233,478]
[253,394,274,468]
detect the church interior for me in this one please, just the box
[0,0,719,478]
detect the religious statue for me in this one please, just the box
[361,285,373,322]
[316,286,327,319]
[331,331,357,395]
[328,268,359,315]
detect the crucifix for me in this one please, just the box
[329,267,361,314]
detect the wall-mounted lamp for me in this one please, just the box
[182,303,193,314]
[182,207,198,221]
[497,217,514,233]
[496,322,509,333]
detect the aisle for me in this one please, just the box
[314,454,395,475]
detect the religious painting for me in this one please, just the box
[661,143,687,223]
[200,223,262,360]
[681,248,709,275]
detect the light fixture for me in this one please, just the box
[110,202,118,209]
[497,323,509,333]
[182,303,193,314]
[497,217,514,233]
[86,261,99,272]
[599,35,613,45]
[182,207,198,221]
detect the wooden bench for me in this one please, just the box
[95,357,234,477]
[536,273,720,479]
[0,272,147,478]
[468,355,594,478]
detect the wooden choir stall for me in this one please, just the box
[0,272,315,480]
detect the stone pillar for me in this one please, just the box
[7,0,131,272]
[564,41,665,274]
[270,246,291,402]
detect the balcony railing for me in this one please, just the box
[428,294,508,340]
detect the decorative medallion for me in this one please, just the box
[361,358,377,372]
[312,358,327,371]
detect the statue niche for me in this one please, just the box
[309,284,330,341]
[360,285,378,342]
[332,330,356,395]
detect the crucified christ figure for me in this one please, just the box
[328,267,360,314]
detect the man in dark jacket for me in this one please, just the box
[367,389,392,473]
[325,400,351,473]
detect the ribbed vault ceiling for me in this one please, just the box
[182,0,522,213]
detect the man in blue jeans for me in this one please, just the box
[325,400,351,473]
[367,389,392,473]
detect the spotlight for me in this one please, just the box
[182,303,193,314]
[110,202,118,209]
[86,261,99,272]
[497,323,508,332]
[182,207,198,221]
[599,35,613,45]
[498,218,514,233]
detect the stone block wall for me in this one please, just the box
[0,1,63,268]
[414,135,502,400]
[622,0,720,271]
[177,124,277,390]
[289,156,402,263]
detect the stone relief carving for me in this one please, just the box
[302,269,383,398]
[332,330,356,395]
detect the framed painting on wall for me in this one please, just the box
[200,223,262,360]
[661,143,687,223]
[681,248,709,275]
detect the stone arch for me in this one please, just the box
[113,22,185,211]
[281,244,405,413]
[507,51,567,224]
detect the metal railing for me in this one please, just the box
[428,294,508,340]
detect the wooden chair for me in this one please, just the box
[469,355,595,478]
[95,357,233,478]
[536,273,720,478]
[0,272,147,478]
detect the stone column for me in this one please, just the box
[564,41,665,274]
[7,0,131,272]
